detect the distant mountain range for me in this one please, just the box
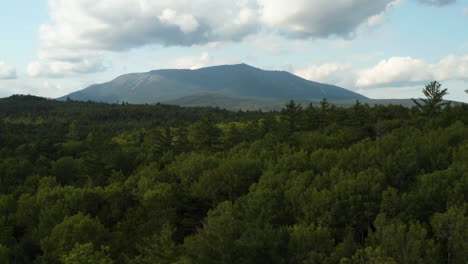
[58,64,370,109]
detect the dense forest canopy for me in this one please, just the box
[0,93,467,264]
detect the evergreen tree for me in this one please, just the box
[281,100,304,135]
[412,81,449,114]
[319,98,330,129]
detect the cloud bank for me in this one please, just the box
[297,55,468,89]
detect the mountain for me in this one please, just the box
[58,64,367,105]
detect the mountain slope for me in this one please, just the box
[59,64,366,103]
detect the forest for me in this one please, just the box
[0,84,467,264]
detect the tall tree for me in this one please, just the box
[281,100,303,135]
[412,81,449,114]
[319,98,330,129]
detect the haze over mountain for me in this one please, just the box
[59,64,367,106]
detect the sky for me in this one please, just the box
[0,0,467,102]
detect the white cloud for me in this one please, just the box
[464,8,468,16]
[356,55,468,88]
[295,63,355,88]
[432,55,468,80]
[296,54,468,90]
[39,0,259,51]
[38,0,400,51]
[258,0,398,37]
[357,57,431,87]
[29,0,402,78]
[0,61,17,80]
[152,52,239,70]
[29,0,264,78]
[27,57,107,78]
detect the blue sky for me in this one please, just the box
[0,0,467,102]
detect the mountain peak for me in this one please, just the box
[193,63,258,71]
[233,63,253,67]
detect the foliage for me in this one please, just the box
[60,243,113,264]
[0,94,467,264]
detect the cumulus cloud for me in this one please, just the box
[296,54,468,90]
[27,57,107,78]
[258,0,398,37]
[0,61,17,80]
[29,0,263,77]
[39,0,259,51]
[29,0,402,78]
[38,0,400,51]
[357,57,431,87]
[356,55,468,88]
[295,63,355,88]
[432,55,468,80]
[417,0,456,6]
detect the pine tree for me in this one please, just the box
[412,81,449,114]
[319,98,330,129]
[281,100,303,135]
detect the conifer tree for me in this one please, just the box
[412,81,449,114]
[281,100,303,135]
